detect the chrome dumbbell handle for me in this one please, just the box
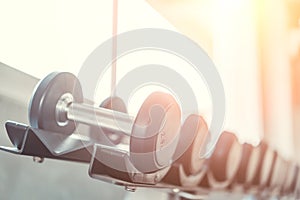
[55,93,134,136]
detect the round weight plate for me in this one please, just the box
[278,160,289,193]
[245,144,261,184]
[101,97,127,113]
[165,164,206,187]
[29,72,83,134]
[253,142,276,189]
[179,164,207,187]
[162,159,208,187]
[176,115,208,175]
[236,143,260,186]
[208,132,242,187]
[252,142,275,188]
[99,96,128,145]
[269,153,280,189]
[226,134,242,180]
[130,91,181,173]
[236,144,253,184]
[294,169,300,198]
[282,161,296,194]
[269,154,287,191]
[290,166,300,195]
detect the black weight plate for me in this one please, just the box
[208,132,242,186]
[29,72,83,134]
[176,115,208,175]
[98,96,128,145]
[130,91,181,173]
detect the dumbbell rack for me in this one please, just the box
[0,121,209,198]
[0,62,298,200]
[1,121,299,200]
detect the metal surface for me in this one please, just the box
[0,121,93,163]
[66,102,134,136]
[1,120,299,199]
[0,63,126,200]
[89,144,210,197]
[0,120,210,198]
[29,72,84,135]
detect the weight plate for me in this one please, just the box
[252,142,275,188]
[282,161,296,194]
[163,163,207,187]
[176,115,208,175]
[130,91,181,173]
[269,154,288,191]
[29,72,83,134]
[235,143,260,187]
[99,96,128,145]
[208,132,242,188]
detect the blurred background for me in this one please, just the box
[0,0,299,199]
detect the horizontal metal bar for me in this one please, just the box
[67,102,135,136]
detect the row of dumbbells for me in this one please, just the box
[90,95,299,197]
[91,91,299,197]
[28,72,299,197]
[163,129,299,197]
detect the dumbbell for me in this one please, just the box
[281,162,299,195]
[206,132,243,189]
[294,167,300,198]
[233,143,261,190]
[28,72,182,173]
[163,115,209,186]
[251,142,276,191]
[290,165,300,195]
[268,154,289,194]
